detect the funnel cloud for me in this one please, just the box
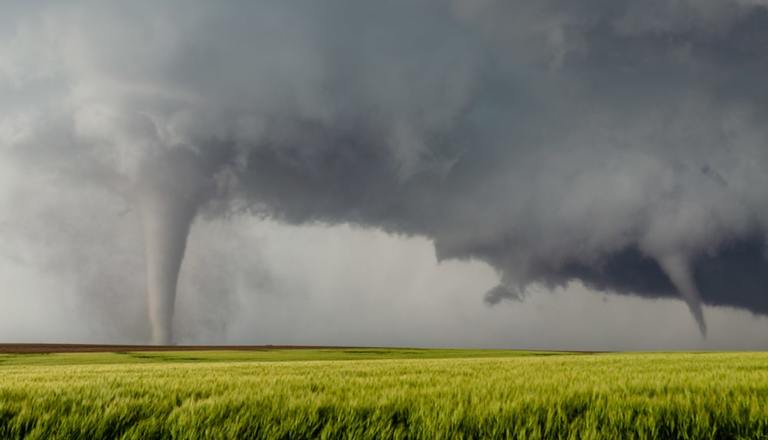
[2,1,768,344]
[137,150,212,344]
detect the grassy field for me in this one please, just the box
[1,349,767,439]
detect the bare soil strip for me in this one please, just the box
[0,344,355,354]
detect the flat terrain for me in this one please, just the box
[0,344,377,354]
[1,348,767,439]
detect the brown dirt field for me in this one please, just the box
[0,344,354,354]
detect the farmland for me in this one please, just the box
[1,348,767,439]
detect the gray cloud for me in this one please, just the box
[2,0,768,342]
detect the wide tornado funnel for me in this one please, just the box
[137,149,207,345]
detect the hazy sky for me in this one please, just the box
[2,1,768,348]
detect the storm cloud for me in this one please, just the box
[2,0,768,342]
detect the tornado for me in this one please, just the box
[657,253,707,336]
[137,149,208,345]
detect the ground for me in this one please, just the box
[1,345,767,439]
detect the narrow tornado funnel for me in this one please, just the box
[657,253,707,336]
[137,149,207,345]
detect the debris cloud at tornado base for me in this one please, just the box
[3,1,768,342]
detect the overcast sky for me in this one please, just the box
[2,1,768,348]
[2,202,768,349]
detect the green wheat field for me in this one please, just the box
[1,349,768,439]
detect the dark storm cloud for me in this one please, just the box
[2,0,768,339]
